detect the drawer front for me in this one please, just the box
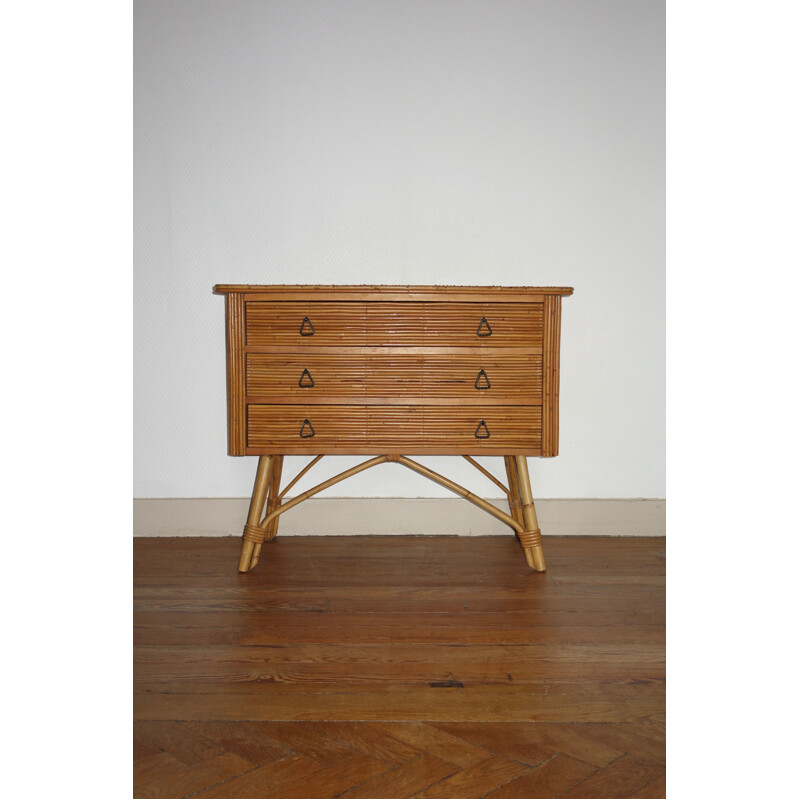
[365,302,543,347]
[247,404,542,451]
[246,302,367,346]
[246,353,543,401]
[420,354,542,400]
[245,301,543,347]
[246,353,370,398]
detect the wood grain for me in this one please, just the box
[134,535,664,798]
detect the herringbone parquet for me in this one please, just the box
[134,720,665,798]
[134,536,665,798]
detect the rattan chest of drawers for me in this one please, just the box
[214,284,573,572]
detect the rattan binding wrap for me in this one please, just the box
[517,528,543,549]
[243,523,266,545]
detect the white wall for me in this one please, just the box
[134,0,664,500]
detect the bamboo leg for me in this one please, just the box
[504,456,524,530]
[238,455,273,573]
[513,455,546,571]
[252,454,282,564]
[263,455,284,542]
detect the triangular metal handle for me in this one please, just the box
[299,316,315,336]
[298,368,315,388]
[476,317,492,337]
[299,418,316,438]
[474,420,491,439]
[474,369,491,390]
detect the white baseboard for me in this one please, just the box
[133,497,665,537]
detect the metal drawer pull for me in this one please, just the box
[474,369,491,390]
[300,418,316,438]
[476,317,492,336]
[474,420,490,439]
[298,368,315,388]
[299,316,315,336]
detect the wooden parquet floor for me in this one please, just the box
[134,535,665,798]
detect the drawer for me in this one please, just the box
[245,301,543,347]
[420,354,542,400]
[246,404,542,451]
[365,302,543,347]
[247,353,368,397]
[245,353,543,401]
[246,302,367,346]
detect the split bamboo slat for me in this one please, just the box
[542,294,563,457]
[246,404,543,452]
[214,285,572,572]
[245,352,544,402]
[224,293,247,455]
[245,301,544,347]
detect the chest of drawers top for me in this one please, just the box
[214,285,573,297]
[215,285,572,457]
